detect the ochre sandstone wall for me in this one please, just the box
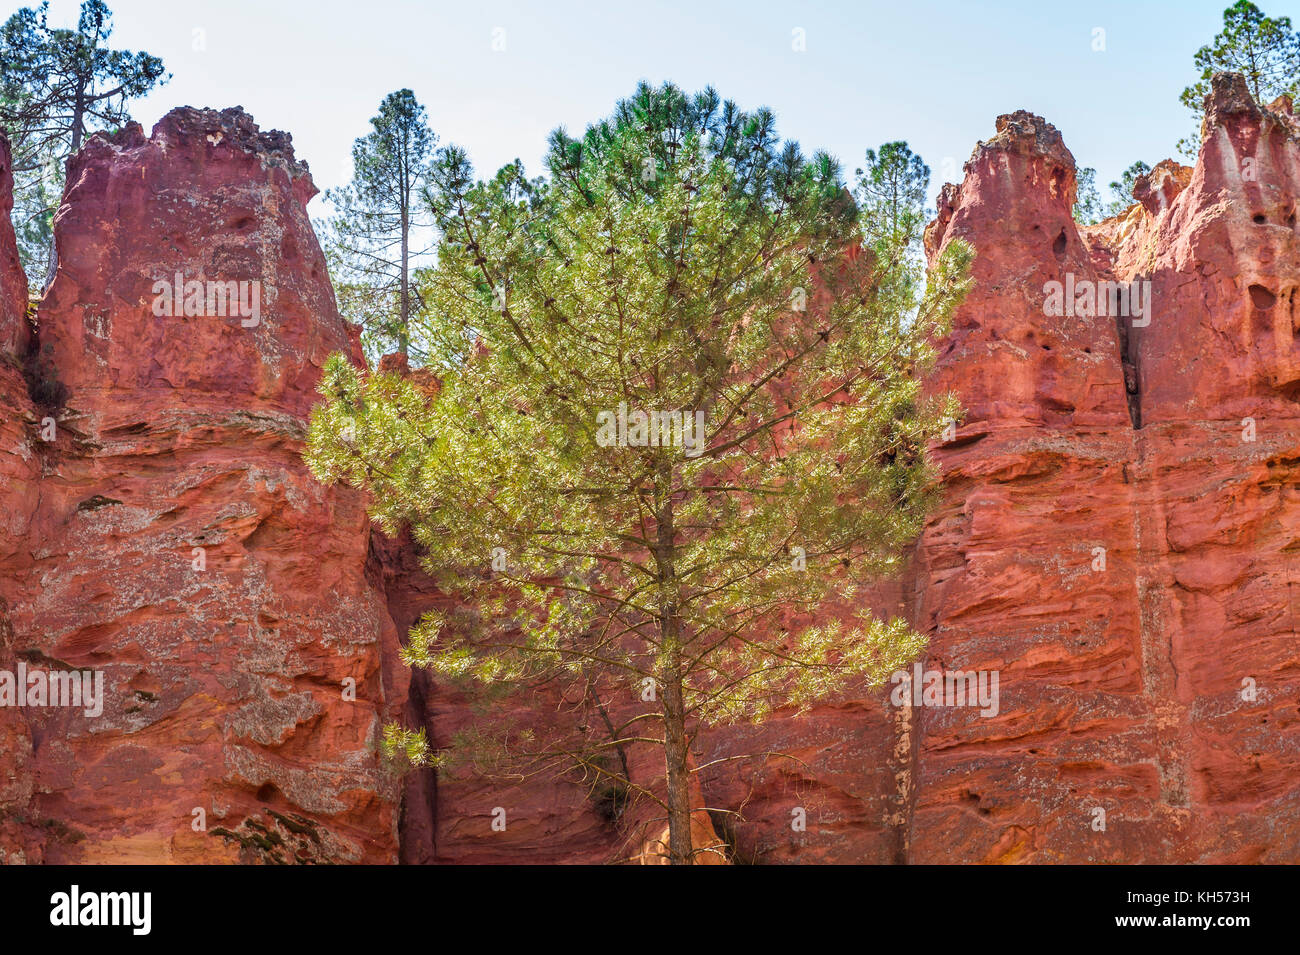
[0,110,405,863]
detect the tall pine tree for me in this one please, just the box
[1178,2,1300,156]
[321,89,435,360]
[0,0,167,285]
[854,141,932,328]
[307,83,972,863]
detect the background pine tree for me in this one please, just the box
[1177,1,1300,156]
[320,89,435,361]
[0,0,167,286]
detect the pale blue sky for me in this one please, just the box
[34,0,1246,208]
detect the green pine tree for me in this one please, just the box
[1106,161,1151,217]
[0,0,167,286]
[1073,166,1104,225]
[855,141,930,252]
[1177,2,1300,157]
[306,82,972,864]
[855,141,932,329]
[321,89,435,360]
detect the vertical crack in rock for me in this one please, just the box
[1117,305,1143,429]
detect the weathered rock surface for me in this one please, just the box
[0,134,27,355]
[0,111,404,863]
[0,131,44,864]
[687,76,1298,865]
[0,73,1296,863]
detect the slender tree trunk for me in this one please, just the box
[655,459,693,864]
[43,84,86,292]
[400,200,410,356]
[660,643,693,864]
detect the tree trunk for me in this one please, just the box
[43,84,87,292]
[660,647,693,864]
[655,460,693,864]
[399,201,410,356]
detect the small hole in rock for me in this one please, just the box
[1248,284,1277,309]
[1253,214,1267,224]
[1052,229,1067,258]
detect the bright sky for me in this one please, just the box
[33,0,1244,211]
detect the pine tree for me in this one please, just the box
[321,89,435,360]
[855,141,930,252]
[1177,2,1300,157]
[1073,167,1104,225]
[0,0,167,285]
[1106,161,1151,217]
[855,141,932,330]
[306,82,972,863]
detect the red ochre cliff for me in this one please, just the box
[0,109,405,863]
[0,74,1296,863]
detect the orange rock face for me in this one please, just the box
[0,134,27,355]
[1,74,1296,864]
[0,111,405,863]
[691,76,1298,865]
[0,132,44,864]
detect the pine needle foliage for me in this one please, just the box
[307,82,972,863]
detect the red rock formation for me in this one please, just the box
[0,131,42,864]
[664,76,1299,864]
[1084,74,1299,861]
[1,73,1296,864]
[0,110,405,863]
[0,133,27,355]
[685,76,1297,865]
